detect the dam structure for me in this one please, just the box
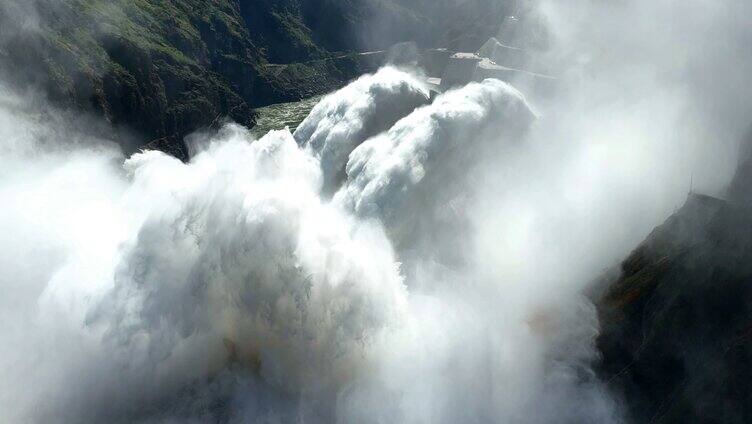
[424,16,555,95]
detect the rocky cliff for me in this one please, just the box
[597,190,752,422]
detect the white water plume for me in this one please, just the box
[294,67,430,192]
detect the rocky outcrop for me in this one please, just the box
[597,193,752,423]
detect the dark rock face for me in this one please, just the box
[597,194,752,423]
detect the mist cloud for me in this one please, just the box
[2,0,752,423]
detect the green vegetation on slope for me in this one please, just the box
[1,0,271,144]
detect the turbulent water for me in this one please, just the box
[251,95,323,138]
